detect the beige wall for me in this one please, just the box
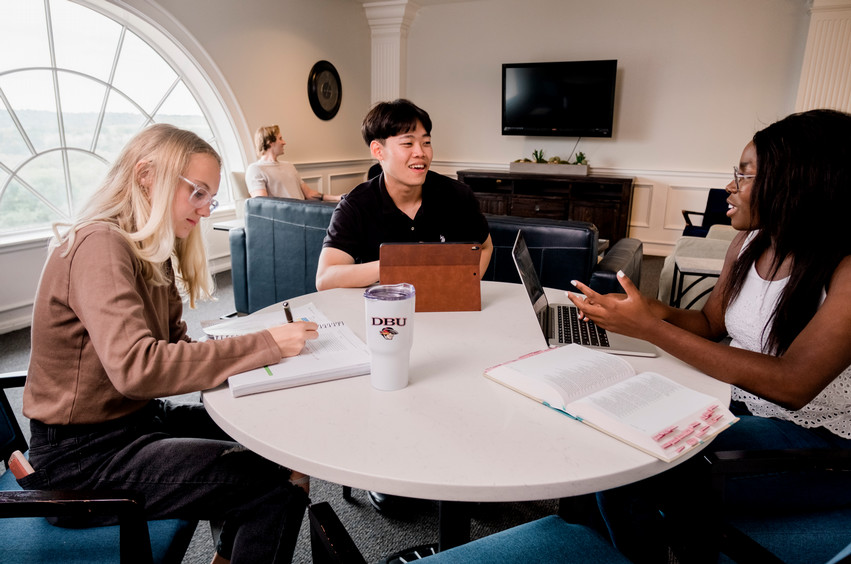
[405,0,810,171]
[147,0,374,165]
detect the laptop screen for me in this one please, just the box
[511,230,550,321]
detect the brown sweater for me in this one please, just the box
[24,223,281,425]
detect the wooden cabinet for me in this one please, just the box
[456,169,634,244]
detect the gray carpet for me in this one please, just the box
[0,257,665,563]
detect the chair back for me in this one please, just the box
[702,188,732,228]
[231,171,250,219]
[482,214,598,292]
[0,372,28,471]
[683,188,731,237]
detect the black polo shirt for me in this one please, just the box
[323,171,490,263]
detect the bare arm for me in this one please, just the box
[315,247,379,291]
[300,182,342,202]
[570,247,851,410]
[478,235,494,277]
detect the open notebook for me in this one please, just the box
[512,229,657,357]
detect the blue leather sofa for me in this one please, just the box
[230,197,644,314]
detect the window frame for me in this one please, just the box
[0,0,248,245]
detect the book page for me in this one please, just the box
[486,344,635,407]
[568,372,737,461]
[570,372,714,434]
[224,304,371,397]
[203,303,329,338]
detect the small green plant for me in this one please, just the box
[513,149,589,166]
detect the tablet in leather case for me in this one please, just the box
[379,242,482,312]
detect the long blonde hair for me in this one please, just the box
[53,124,221,308]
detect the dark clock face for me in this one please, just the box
[308,61,342,120]
[317,70,340,110]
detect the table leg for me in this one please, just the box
[438,500,472,552]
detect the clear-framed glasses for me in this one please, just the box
[179,175,219,212]
[732,167,756,193]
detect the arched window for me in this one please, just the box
[0,0,242,239]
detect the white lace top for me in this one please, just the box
[726,238,851,438]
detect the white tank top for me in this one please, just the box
[726,235,851,438]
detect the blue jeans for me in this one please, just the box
[23,399,308,564]
[596,403,851,564]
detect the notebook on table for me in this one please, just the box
[379,242,482,312]
[511,230,657,357]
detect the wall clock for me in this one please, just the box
[307,60,342,120]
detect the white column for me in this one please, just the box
[796,0,851,112]
[363,1,420,104]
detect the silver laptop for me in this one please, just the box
[512,230,657,357]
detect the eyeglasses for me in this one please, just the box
[732,167,756,193]
[179,176,219,212]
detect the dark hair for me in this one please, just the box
[723,109,851,355]
[361,99,432,146]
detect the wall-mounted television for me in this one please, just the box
[502,59,617,138]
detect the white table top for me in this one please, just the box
[211,218,245,231]
[203,281,730,503]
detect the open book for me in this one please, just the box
[204,303,371,397]
[485,344,737,462]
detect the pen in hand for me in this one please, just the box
[283,301,294,323]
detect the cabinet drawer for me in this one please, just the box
[475,192,509,215]
[510,195,566,219]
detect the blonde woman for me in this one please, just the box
[22,124,317,564]
[246,124,341,202]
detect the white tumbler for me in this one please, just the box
[364,283,416,391]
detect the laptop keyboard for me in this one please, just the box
[555,305,610,347]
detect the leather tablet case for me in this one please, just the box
[379,243,482,312]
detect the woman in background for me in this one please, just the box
[570,109,851,563]
[246,124,341,202]
[22,124,318,564]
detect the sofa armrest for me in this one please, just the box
[229,227,248,314]
[589,238,643,295]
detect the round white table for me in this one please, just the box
[204,281,730,504]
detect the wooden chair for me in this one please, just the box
[0,371,197,563]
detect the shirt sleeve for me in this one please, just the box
[323,193,366,261]
[67,229,280,399]
[245,163,267,193]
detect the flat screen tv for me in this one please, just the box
[502,59,617,138]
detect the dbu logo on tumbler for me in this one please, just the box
[364,283,416,391]
[379,327,399,340]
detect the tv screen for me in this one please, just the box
[502,60,617,138]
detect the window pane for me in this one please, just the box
[59,71,107,151]
[0,70,60,152]
[51,0,122,83]
[112,31,177,115]
[18,150,70,217]
[0,100,32,171]
[0,1,51,70]
[0,178,64,233]
[155,81,213,141]
[68,149,108,212]
[95,90,147,163]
